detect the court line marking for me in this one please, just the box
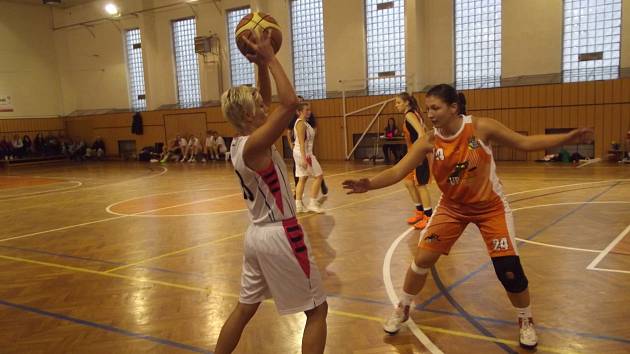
[0,166,168,202]
[103,232,243,273]
[383,180,629,350]
[105,165,383,217]
[0,253,576,354]
[587,224,630,270]
[104,188,407,273]
[506,178,630,197]
[383,227,443,354]
[0,192,239,243]
[0,180,83,199]
[0,165,382,243]
[105,187,241,214]
[588,266,630,275]
[0,299,213,354]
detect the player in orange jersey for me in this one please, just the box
[395,92,433,230]
[343,84,592,349]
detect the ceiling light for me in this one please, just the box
[104,3,120,17]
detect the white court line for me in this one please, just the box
[0,190,239,243]
[0,181,83,199]
[589,267,630,275]
[506,178,630,197]
[105,188,240,215]
[1,165,379,241]
[587,224,630,270]
[0,166,168,202]
[383,227,444,354]
[382,180,630,350]
[576,157,602,168]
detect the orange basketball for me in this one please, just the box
[235,12,282,56]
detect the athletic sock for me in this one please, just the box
[516,305,532,319]
[400,291,416,307]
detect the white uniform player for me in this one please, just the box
[292,118,323,178]
[230,136,326,314]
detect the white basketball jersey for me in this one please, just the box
[230,136,296,224]
[292,119,315,155]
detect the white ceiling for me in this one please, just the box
[9,0,99,8]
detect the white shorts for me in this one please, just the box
[240,218,327,315]
[293,151,323,178]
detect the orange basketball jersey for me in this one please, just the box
[431,115,505,205]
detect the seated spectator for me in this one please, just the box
[85,136,105,159]
[182,134,201,163]
[72,139,87,161]
[160,136,183,163]
[207,130,227,160]
[177,135,188,162]
[22,134,32,155]
[0,136,12,160]
[12,134,24,158]
[34,133,44,155]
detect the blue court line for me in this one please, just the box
[327,293,630,346]
[0,299,213,353]
[0,244,211,280]
[430,267,517,353]
[417,182,620,311]
[422,308,630,346]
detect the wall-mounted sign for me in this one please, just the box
[0,95,13,112]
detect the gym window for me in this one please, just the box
[365,0,406,95]
[562,0,622,82]
[227,7,255,86]
[454,0,502,89]
[124,28,147,111]
[172,17,202,107]
[291,0,327,99]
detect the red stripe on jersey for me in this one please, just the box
[256,161,284,214]
[282,217,310,278]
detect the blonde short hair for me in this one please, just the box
[221,86,262,132]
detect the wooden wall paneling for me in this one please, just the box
[593,105,604,158]
[552,84,563,106]
[500,87,509,110]
[603,80,614,104]
[583,81,596,105]
[602,105,613,155]
[541,84,553,107]
[621,78,630,102]
[612,79,623,103]
[611,104,622,145]
[594,81,605,104]
[522,86,531,109]
[163,113,206,143]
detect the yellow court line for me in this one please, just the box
[103,232,244,273]
[104,188,407,273]
[328,310,579,354]
[0,253,579,354]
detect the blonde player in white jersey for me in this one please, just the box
[214,31,328,354]
[293,102,325,213]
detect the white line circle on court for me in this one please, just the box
[383,179,629,350]
[0,180,83,200]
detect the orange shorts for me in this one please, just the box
[418,198,518,258]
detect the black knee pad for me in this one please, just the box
[491,255,528,293]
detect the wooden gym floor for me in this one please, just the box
[0,160,628,354]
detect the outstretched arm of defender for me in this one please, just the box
[343,138,432,194]
[476,118,593,152]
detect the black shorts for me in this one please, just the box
[415,158,430,185]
